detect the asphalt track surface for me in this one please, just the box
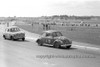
[0,24,100,67]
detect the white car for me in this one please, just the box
[3,26,25,41]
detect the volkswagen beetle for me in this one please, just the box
[36,30,72,48]
[3,26,25,41]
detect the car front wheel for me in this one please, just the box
[22,38,25,41]
[54,42,61,48]
[38,43,43,46]
[37,39,43,46]
[66,45,71,49]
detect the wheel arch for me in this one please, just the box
[10,35,14,39]
[36,39,42,43]
[53,39,62,45]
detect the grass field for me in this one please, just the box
[16,23,100,46]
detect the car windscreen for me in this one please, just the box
[10,28,20,32]
[52,32,63,37]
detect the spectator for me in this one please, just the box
[42,23,45,30]
[96,24,98,27]
[7,22,9,27]
[48,24,51,30]
[46,24,48,30]
[32,23,33,26]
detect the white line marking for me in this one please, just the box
[43,62,56,66]
[25,37,38,41]
[43,62,49,65]
[73,45,100,50]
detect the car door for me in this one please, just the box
[42,33,49,44]
[6,29,11,39]
[45,33,54,45]
[5,29,9,38]
[46,36,54,45]
[40,33,47,44]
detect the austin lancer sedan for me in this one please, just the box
[36,30,72,48]
[3,26,25,41]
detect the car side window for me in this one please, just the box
[41,33,46,37]
[5,29,7,32]
[7,29,10,32]
[46,33,51,37]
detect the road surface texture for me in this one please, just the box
[0,24,100,67]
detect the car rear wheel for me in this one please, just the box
[54,42,61,48]
[66,45,71,49]
[3,35,7,39]
[22,38,25,41]
[38,43,43,46]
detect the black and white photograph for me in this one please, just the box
[0,0,100,67]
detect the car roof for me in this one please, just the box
[43,30,60,33]
[6,26,19,29]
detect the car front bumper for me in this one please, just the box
[61,44,72,47]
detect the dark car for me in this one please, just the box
[36,30,72,48]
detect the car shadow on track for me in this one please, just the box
[41,45,77,50]
[61,47,77,50]
[6,39,30,42]
[14,40,30,42]
[17,40,29,42]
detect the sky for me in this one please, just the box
[0,0,100,17]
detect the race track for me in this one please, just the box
[0,24,100,67]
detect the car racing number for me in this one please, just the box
[46,39,51,44]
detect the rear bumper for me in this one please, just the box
[14,37,25,39]
[13,34,25,39]
[13,36,25,39]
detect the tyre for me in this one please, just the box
[3,35,7,39]
[54,42,61,48]
[66,45,71,49]
[37,39,43,46]
[38,43,43,46]
[22,38,25,41]
[10,36,15,40]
